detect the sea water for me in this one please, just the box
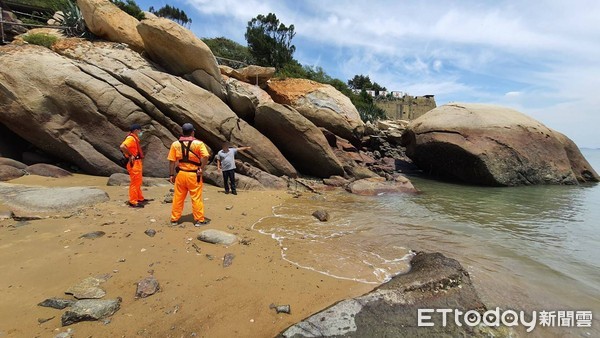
[252,149,600,335]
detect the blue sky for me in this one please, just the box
[136,0,600,148]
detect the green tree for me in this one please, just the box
[276,59,305,78]
[347,74,372,90]
[202,37,256,67]
[149,4,192,28]
[245,13,296,69]
[110,0,144,20]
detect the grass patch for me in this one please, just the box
[22,33,58,48]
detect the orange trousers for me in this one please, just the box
[127,159,144,204]
[171,171,205,222]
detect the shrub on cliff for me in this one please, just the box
[22,33,58,48]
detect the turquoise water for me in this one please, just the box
[253,149,600,336]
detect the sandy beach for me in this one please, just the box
[0,174,374,337]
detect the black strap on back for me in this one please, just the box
[179,140,202,166]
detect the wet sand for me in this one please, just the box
[0,174,374,337]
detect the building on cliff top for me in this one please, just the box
[375,94,437,120]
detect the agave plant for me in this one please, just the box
[58,0,87,37]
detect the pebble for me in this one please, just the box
[223,253,235,267]
[79,231,106,239]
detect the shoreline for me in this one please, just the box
[0,174,375,337]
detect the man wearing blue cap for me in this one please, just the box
[167,123,211,226]
[120,124,147,208]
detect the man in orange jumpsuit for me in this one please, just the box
[168,123,211,227]
[120,124,147,208]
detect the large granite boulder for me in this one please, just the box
[267,78,364,142]
[236,65,276,88]
[203,166,265,191]
[0,44,168,176]
[77,0,144,52]
[225,77,273,122]
[402,103,599,186]
[346,176,418,196]
[117,69,296,177]
[26,163,72,178]
[0,157,27,170]
[280,252,495,337]
[0,183,109,212]
[137,17,226,100]
[0,42,296,178]
[234,160,288,190]
[255,102,344,178]
[0,165,26,181]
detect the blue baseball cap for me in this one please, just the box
[182,123,195,132]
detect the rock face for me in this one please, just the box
[202,166,265,191]
[0,44,160,176]
[402,103,599,186]
[225,77,273,122]
[255,102,344,178]
[280,252,491,337]
[0,42,296,178]
[234,160,288,190]
[77,0,144,52]
[137,17,225,100]
[267,78,364,142]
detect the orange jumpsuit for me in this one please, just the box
[121,134,144,205]
[167,138,210,222]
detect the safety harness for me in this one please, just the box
[121,133,143,168]
[177,139,203,173]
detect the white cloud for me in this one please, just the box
[183,0,600,147]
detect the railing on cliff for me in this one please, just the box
[0,6,68,44]
[214,56,248,69]
[214,56,264,87]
